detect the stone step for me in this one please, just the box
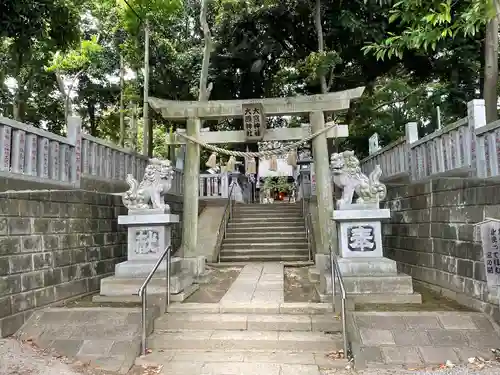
[223,236,307,244]
[230,217,303,223]
[321,273,415,295]
[136,351,349,374]
[154,313,342,332]
[225,231,306,238]
[220,254,310,262]
[100,273,193,296]
[227,224,305,231]
[232,210,303,216]
[222,242,308,250]
[234,204,301,210]
[208,261,315,267]
[232,211,303,217]
[148,329,342,352]
[167,302,334,315]
[221,248,308,256]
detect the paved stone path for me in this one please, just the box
[16,307,157,374]
[220,263,284,304]
[139,263,347,374]
[350,311,500,369]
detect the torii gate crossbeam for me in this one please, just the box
[149,86,365,261]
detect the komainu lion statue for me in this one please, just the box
[122,158,174,211]
[330,150,386,207]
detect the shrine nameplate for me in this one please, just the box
[242,103,266,142]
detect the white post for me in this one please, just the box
[0,123,12,171]
[436,106,442,129]
[405,122,418,180]
[368,133,380,155]
[468,99,487,177]
[67,116,82,186]
[11,129,26,174]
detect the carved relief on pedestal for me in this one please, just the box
[330,150,387,208]
[134,229,160,254]
[347,225,376,252]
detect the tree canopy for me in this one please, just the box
[0,0,496,160]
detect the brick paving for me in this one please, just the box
[350,311,500,369]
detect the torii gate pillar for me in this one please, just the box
[182,117,201,258]
[310,111,335,255]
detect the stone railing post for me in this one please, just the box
[405,122,418,181]
[368,133,381,155]
[467,99,486,177]
[67,116,82,187]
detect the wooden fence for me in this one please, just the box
[360,99,496,181]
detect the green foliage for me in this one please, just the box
[0,0,489,165]
[299,51,342,86]
[46,36,103,73]
[363,0,496,60]
[263,175,292,193]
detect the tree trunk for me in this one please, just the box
[13,55,23,121]
[143,19,151,156]
[314,0,327,95]
[484,3,499,123]
[55,71,72,121]
[119,53,125,147]
[198,0,213,102]
[131,103,138,151]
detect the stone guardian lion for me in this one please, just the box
[122,158,174,211]
[330,150,386,207]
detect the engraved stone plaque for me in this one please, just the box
[337,220,384,258]
[135,229,160,255]
[347,225,376,252]
[480,220,500,287]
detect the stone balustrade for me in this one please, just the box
[199,173,229,199]
[475,118,500,178]
[81,133,148,184]
[360,99,494,182]
[0,116,185,194]
[0,116,80,186]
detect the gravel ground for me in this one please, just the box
[320,362,500,375]
[3,337,500,375]
[0,338,161,375]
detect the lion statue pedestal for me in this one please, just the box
[317,151,421,306]
[96,158,200,303]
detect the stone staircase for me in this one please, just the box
[137,302,348,374]
[219,203,310,262]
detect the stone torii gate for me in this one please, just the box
[148,87,365,260]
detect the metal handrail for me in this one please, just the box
[138,245,172,356]
[216,183,236,263]
[329,245,348,357]
[300,180,313,262]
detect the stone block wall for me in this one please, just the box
[0,190,127,337]
[0,190,184,337]
[383,178,500,320]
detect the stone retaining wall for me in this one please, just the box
[0,190,184,337]
[383,178,500,321]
